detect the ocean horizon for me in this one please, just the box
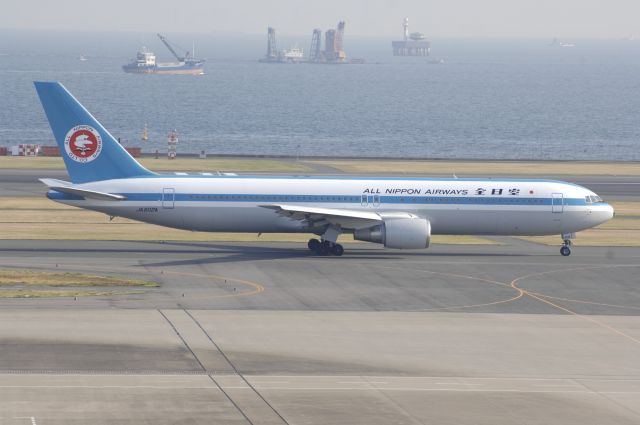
[2,29,639,161]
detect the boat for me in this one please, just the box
[259,46,305,64]
[281,47,304,63]
[122,34,205,75]
[550,38,575,48]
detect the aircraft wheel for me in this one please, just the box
[560,246,571,257]
[308,238,320,251]
[317,240,332,256]
[332,244,344,257]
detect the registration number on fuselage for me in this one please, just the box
[136,207,158,213]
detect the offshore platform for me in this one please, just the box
[392,18,431,56]
[259,21,360,64]
[259,27,304,63]
[308,21,349,64]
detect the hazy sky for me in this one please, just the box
[3,0,639,38]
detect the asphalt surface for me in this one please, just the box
[0,240,639,424]
[1,169,639,200]
[1,162,639,424]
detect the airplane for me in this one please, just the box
[34,81,614,257]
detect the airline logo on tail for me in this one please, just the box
[64,125,102,163]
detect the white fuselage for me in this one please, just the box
[47,175,614,237]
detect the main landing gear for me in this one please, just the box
[308,238,344,256]
[560,233,575,257]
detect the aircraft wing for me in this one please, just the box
[260,204,416,230]
[39,178,127,201]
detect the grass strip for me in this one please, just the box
[310,159,640,176]
[0,269,158,287]
[0,289,141,298]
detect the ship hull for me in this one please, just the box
[122,61,205,75]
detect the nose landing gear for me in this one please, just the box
[560,233,575,256]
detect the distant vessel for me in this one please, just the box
[78,54,88,61]
[281,47,304,63]
[123,33,205,75]
[259,27,304,63]
[550,38,575,48]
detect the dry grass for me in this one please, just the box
[517,201,640,246]
[0,157,66,169]
[139,158,312,173]
[2,156,639,176]
[310,159,640,176]
[0,269,158,287]
[0,156,312,173]
[608,202,640,217]
[598,217,640,230]
[520,229,640,247]
[0,290,140,298]
[0,268,153,298]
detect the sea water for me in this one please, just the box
[1,30,639,160]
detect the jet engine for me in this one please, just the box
[354,218,431,249]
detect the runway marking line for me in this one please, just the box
[510,265,640,347]
[517,264,640,312]
[366,264,525,312]
[0,385,635,394]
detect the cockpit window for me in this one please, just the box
[586,195,604,204]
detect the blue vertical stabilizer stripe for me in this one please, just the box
[34,81,155,184]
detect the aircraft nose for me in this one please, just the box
[595,203,615,224]
[606,203,615,220]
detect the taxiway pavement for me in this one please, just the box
[0,240,638,424]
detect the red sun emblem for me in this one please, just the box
[64,125,102,163]
[70,130,97,157]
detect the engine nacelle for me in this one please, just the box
[354,218,431,249]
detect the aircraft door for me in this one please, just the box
[551,193,563,213]
[162,188,175,209]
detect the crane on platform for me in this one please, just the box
[157,33,192,62]
[309,29,322,62]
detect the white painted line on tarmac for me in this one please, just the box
[435,382,482,386]
[10,418,37,425]
[250,381,291,385]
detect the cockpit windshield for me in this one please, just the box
[585,195,604,204]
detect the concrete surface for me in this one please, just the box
[0,240,638,424]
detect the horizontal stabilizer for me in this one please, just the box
[39,178,126,201]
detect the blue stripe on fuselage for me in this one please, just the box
[49,190,589,206]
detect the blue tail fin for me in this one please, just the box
[34,81,155,183]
